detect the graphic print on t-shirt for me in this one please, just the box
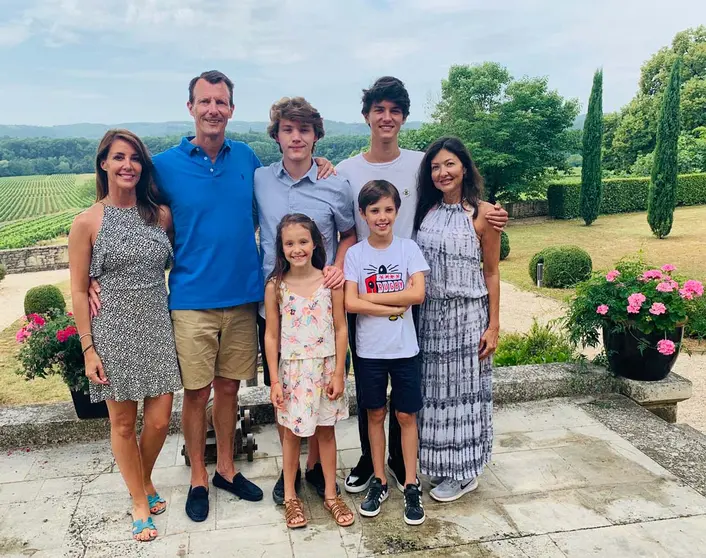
[364,263,405,321]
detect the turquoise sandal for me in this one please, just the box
[148,492,167,515]
[132,516,157,541]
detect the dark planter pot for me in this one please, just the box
[602,326,684,382]
[70,389,109,419]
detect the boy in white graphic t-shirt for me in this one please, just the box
[344,179,430,526]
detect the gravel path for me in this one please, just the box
[0,269,70,331]
[1,269,704,430]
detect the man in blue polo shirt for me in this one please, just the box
[93,71,336,523]
[254,96,357,506]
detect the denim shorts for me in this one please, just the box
[357,355,422,414]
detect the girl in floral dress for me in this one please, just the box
[263,214,354,529]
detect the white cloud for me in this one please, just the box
[1,0,706,123]
[0,21,32,46]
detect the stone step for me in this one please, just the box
[0,363,693,449]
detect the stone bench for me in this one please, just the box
[0,363,692,449]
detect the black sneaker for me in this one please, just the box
[359,477,389,517]
[305,462,340,499]
[404,484,425,526]
[272,468,302,505]
[345,455,374,494]
[387,458,421,493]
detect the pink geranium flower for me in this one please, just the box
[15,327,31,343]
[656,281,676,293]
[606,270,620,282]
[640,269,663,281]
[627,304,641,314]
[683,280,704,297]
[657,339,676,356]
[26,313,46,327]
[596,305,609,315]
[680,289,695,300]
[661,264,676,272]
[627,293,646,307]
[649,303,667,315]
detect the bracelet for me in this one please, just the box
[79,333,93,341]
[270,381,280,387]
[82,344,94,355]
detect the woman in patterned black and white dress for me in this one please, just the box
[412,136,501,503]
[68,129,182,542]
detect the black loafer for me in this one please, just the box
[185,485,209,522]
[213,471,264,502]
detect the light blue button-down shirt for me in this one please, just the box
[254,159,356,286]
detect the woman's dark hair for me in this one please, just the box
[358,179,401,212]
[413,136,484,231]
[95,129,162,226]
[268,214,327,303]
[361,76,411,119]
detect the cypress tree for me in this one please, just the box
[579,69,604,225]
[648,58,682,238]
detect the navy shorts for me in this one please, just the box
[357,355,422,414]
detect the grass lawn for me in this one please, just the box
[501,205,706,302]
[0,280,72,405]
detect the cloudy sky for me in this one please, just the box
[0,0,704,126]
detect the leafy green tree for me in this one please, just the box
[421,62,579,202]
[580,69,604,225]
[648,58,682,238]
[605,26,706,172]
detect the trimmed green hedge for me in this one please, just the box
[548,173,706,219]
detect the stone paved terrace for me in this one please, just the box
[3,395,706,557]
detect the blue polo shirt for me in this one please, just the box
[153,137,263,310]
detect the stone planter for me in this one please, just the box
[602,326,684,382]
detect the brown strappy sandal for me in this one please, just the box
[284,497,308,529]
[324,496,355,527]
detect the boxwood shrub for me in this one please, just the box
[548,172,706,219]
[24,285,66,315]
[500,231,510,261]
[529,245,592,288]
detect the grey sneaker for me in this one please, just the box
[429,478,478,502]
[429,476,444,488]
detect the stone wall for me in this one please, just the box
[0,245,69,274]
[506,201,548,219]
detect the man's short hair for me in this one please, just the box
[189,70,234,106]
[267,97,326,142]
[361,76,411,119]
[358,180,401,212]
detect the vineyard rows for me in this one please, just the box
[0,210,80,249]
[0,174,94,223]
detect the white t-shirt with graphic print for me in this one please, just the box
[344,236,430,359]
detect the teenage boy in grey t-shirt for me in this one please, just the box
[336,76,510,496]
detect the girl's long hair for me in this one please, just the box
[268,214,327,303]
[95,129,163,226]
[413,136,484,231]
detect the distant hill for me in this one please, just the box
[0,120,423,139]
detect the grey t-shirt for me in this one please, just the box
[336,149,424,241]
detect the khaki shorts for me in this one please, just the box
[171,303,258,390]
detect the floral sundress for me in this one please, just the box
[277,282,349,437]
